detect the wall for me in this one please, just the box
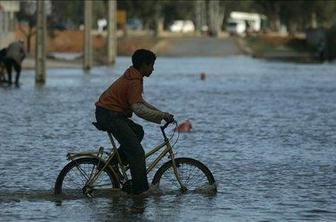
[0,1,19,48]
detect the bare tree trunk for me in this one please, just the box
[271,4,281,32]
[207,0,224,37]
[310,12,317,29]
[274,15,281,32]
[27,33,32,53]
[153,3,161,37]
[194,0,207,34]
[18,24,36,53]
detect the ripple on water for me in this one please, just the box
[1,57,336,221]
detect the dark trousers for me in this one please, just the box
[4,58,21,85]
[95,106,149,194]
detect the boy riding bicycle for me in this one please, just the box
[95,49,174,195]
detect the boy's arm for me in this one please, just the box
[131,103,170,124]
[128,80,173,123]
[140,98,161,111]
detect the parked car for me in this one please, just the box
[127,18,143,31]
[169,20,195,33]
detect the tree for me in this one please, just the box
[207,0,225,36]
[253,0,282,31]
[16,1,37,53]
[17,0,51,53]
[50,0,83,28]
[254,0,336,32]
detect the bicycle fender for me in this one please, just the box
[67,152,102,161]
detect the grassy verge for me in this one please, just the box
[245,34,316,57]
[117,36,161,56]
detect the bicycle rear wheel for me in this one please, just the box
[152,157,217,193]
[54,157,120,197]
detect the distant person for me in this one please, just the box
[3,41,26,86]
[245,21,250,35]
[95,49,174,196]
[175,119,192,132]
[0,48,7,82]
[200,72,206,80]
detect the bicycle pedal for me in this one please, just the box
[86,193,94,198]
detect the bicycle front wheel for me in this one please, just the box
[54,157,120,197]
[152,158,217,193]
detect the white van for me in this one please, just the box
[226,20,246,36]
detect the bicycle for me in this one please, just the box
[54,121,217,197]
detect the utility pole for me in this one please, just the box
[107,0,117,64]
[83,0,92,70]
[35,0,46,84]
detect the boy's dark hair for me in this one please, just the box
[132,49,156,69]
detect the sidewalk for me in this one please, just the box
[22,36,242,69]
[22,55,82,69]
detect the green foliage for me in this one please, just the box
[326,25,336,60]
[41,0,336,31]
[50,0,84,26]
[253,0,336,31]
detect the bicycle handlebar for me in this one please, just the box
[160,120,177,131]
[160,120,177,142]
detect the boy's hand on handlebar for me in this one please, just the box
[163,112,175,123]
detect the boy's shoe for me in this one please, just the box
[132,185,160,198]
[121,180,133,194]
[132,190,151,198]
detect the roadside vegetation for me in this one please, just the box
[245,34,316,56]
[242,33,322,62]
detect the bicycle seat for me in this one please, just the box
[92,122,110,132]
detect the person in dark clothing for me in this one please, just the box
[0,41,26,86]
[0,48,7,82]
[95,49,174,195]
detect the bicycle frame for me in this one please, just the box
[143,137,186,191]
[70,121,186,191]
[145,140,172,174]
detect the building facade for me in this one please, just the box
[0,1,20,48]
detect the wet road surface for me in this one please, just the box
[1,56,336,221]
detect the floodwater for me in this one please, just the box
[1,56,336,221]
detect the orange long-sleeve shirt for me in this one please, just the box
[96,66,143,117]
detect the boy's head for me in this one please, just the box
[132,49,156,77]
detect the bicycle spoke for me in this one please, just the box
[186,169,207,188]
[154,159,214,193]
[62,165,112,192]
[184,166,199,185]
[88,162,98,182]
[63,169,87,190]
[74,163,91,182]
[54,157,120,197]
[69,173,86,186]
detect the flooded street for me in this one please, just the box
[0,56,336,221]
